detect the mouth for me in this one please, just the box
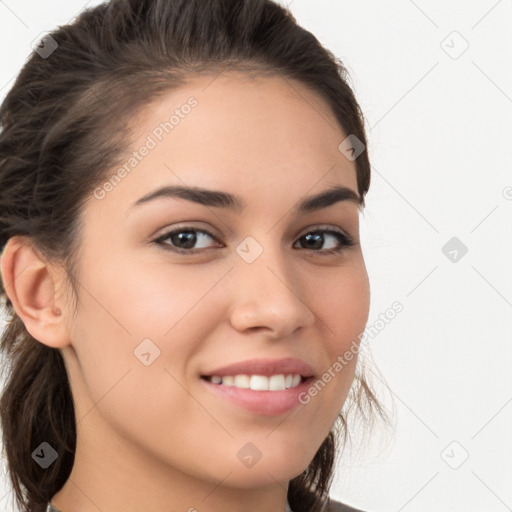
[199,374,316,416]
[198,357,316,415]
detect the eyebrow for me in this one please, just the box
[130,184,361,214]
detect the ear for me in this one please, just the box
[0,235,71,348]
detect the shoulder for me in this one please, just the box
[326,497,367,512]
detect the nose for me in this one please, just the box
[227,241,316,339]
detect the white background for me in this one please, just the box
[1,1,511,511]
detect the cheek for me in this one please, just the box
[313,260,370,350]
[302,260,369,417]
[79,248,228,341]
[122,260,230,334]
[68,255,231,419]
[66,261,217,445]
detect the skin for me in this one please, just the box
[0,72,370,512]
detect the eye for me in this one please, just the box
[154,227,221,254]
[293,228,355,254]
[153,226,355,255]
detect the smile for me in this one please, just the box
[200,374,315,416]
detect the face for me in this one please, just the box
[60,72,370,491]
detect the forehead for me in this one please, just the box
[87,72,359,216]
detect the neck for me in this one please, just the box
[50,410,290,512]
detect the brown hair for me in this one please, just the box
[0,1,388,511]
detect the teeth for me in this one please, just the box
[269,374,286,391]
[234,375,250,388]
[207,373,304,390]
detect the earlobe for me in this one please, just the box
[0,236,70,348]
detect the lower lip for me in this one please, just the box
[200,376,315,416]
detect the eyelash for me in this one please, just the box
[153,225,356,256]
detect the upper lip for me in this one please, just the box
[201,357,315,378]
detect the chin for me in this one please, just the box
[220,463,310,490]
[221,448,315,489]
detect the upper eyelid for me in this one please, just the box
[154,225,220,242]
[155,223,350,236]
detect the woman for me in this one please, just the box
[0,1,387,511]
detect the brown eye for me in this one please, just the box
[154,228,221,254]
[293,229,355,254]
